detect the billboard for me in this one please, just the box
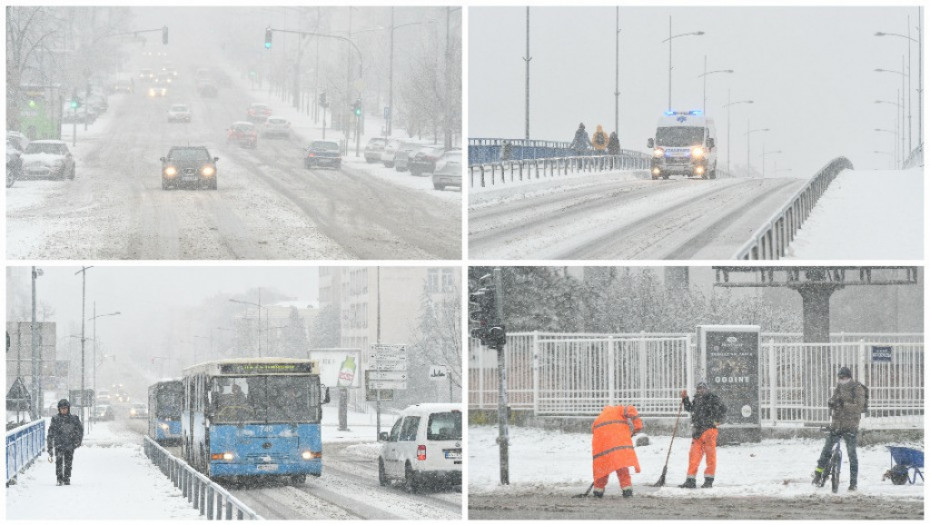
[308,348,361,388]
[697,325,762,444]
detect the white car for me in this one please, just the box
[380,139,404,168]
[166,104,191,123]
[378,403,462,492]
[261,117,291,138]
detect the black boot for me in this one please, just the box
[56,479,62,486]
[811,469,823,486]
[848,483,857,491]
[679,478,697,489]
[64,479,70,485]
[622,488,633,498]
[592,488,604,498]
[701,477,714,488]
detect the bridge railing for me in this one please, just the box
[733,156,854,260]
[6,419,46,486]
[469,155,650,188]
[468,137,649,165]
[903,143,923,169]
[143,436,261,520]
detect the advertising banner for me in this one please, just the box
[697,325,762,444]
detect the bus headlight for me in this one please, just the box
[159,423,169,430]
[691,147,705,159]
[301,451,322,460]
[652,148,665,158]
[695,166,705,175]
[301,451,312,460]
[210,452,234,461]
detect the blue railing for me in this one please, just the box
[6,419,46,486]
[469,137,649,165]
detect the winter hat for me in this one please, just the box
[579,123,585,129]
[57,399,71,408]
[697,381,709,390]
[837,367,852,379]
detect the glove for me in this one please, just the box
[680,390,688,399]
[48,454,53,463]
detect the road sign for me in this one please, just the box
[366,388,394,401]
[369,370,407,381]
[429,365,448,381]
[366,370,405,391]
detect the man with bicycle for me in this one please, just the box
[812,367,867,491]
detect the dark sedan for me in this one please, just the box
[409,146,459,177]
[161,146,218,190]
[304,140,342,170]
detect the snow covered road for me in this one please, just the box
[7,69,460,260]
[468,173,805,259]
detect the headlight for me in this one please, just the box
[159,423,169,430]
[652,167,661,175]
[695,166,705,174]
[201,166,215,176]
[223,452,233,460]
[691,147,705,159]
[148,88,156,97]
[301,451,313,460]
[164,166,177,176]
[652,148,665,158]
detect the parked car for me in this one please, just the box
[409,146,457,177]
[364,137,387,163]
[246,103,272,123]
[261,117,291,138]
[7,131,29,152]
[378,403,462,492]
[380,139,404,168]
[129,403,148,419]
[20,140,75,180]
[160,146,218,190]
[394,142,429,173]
[226,121,258,148]
[166,103,192,123]
[304,140,342,170]
[431,150,462,191]
[7,139,23,187]
[92,404,115,422]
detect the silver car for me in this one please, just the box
[21,140,75,180]
[364,137,387,163]
[166,104,192,123]
[262,117,291,138]
[431,150,461,190]
[381,139,403,168]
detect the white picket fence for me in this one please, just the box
[469,332,924,428]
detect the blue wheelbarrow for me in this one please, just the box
[885,446,924,485]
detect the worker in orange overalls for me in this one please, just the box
[591,404,644,498]
[679,381,727,488]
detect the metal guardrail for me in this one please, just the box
[903,143,924,169]
[468,137,649,165]
[6,419,46,486]
[469,155,650,188]
[733,156,854,260]
[143,436,261,520]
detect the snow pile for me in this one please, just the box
[321,405,398,444]
[342,442,385,460]
[470,168,646,207]
[786,168,923,259]
[469,425,924,500]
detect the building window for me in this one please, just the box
[441,269,456,292]
[427,269,440,293]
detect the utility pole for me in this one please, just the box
[387,7,394,136]
[76,266,91,433]
[919,6,924,151]
[523,7,531,141]
[614,8,620,138]
[375,267,381,438]
[493,267,509,485]
[30,267,40,420]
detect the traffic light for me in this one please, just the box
[264,27,272,49]
[353,99,362,117]
[162,26,168,45]
[318,92,327,107]
[469,284,501,347]
[70,98,79,109]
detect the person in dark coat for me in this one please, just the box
[569,123,591,155]
[607,132,620,155]
[47,398,83,485]
[812,367,867,491]
[679,381,726,488]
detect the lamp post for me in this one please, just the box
[524,6,531,141]
[722,91,753,178]
[875,97,903,166]
[75,266,93,432]
[877,19,921,150]
[875,62,909,154]
[30,267,43,421]
[89,305,120,434]
[697,56,733,115]
[614,8,620,137]
[662,16,704,111]
[745,120,770,178]
[230,292,268,357]
[875,128,899,168]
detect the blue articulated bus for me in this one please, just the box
[148,379,184,445]
[181,358,329,484]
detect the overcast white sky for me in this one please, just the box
[469,5,920,176]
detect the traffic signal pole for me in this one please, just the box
[493,268,509,485]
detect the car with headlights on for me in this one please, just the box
[129,403,149,419]
[261,117,291,139]
[20,140,75,180]
[304,140,342,170]
[160,146,218,190]
[138,68,155,82]
[227,121,258,148]
[431,150,462,191]
[147,86,167,98]
[166,103,192,123]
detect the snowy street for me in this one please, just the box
[469,172,804,259]
[468,425,924,519]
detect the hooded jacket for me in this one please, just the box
[592,404,643,478]
[829,379,867,432]
[607,132,620,155]
[591,125,608,151]
[570,125,591,152]
[47,410,83,452]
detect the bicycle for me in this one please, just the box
[815,426,843,494]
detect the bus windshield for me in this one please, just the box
[156,383,184,417]
[655,127,705,147]
[211,375,320,424]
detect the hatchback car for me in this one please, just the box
[227,121,258,148]
[93,404,115,422]
[147,86,168,97]
[305,140,342,170]
[432,151,462,191]
[380,139,404,168]
[364,137,387,163]
[129,403,149,419]
[161,146,218,190]
[166,104,192,123]
[378,403,462,492]
[246,103,272,123]
[262,117,291,139]
[409,146,455,177]
[21,140,75,180]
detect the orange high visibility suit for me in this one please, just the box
[592,405,643,492]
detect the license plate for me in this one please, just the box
[444,450,462,460]
[182,174,198,181]
[256,464,278,472]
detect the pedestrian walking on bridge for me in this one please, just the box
[47,399,83,486]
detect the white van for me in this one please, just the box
[647,110,718,180]
[378,403,462,492]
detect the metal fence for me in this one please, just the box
[143,436,261,520]
[903,143,923,169]
[734,157,854,260]
[5,419,46,486]
[469,155,650,188]
[469,332,924,427]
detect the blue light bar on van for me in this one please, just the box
[689,110,703,116]
[664,110,676,116]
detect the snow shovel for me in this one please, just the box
[572,482,595,498]
[653,396,684,487]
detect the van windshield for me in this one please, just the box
[656,127,705,147]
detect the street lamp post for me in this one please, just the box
[90,304,120,434]
[524,7,531,141]
[697,56,734,115]
[875,62,909,154]
[877,19,922,151]
[722,91,753,178]
[75,266,93,433]
[875,97,903,166]
[614,7,620,137]
[745,119,770,178]
[662,16,704,111]
[31,267,43,421]
[230,291,267,358]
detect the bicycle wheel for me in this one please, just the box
[830,448,842,493]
